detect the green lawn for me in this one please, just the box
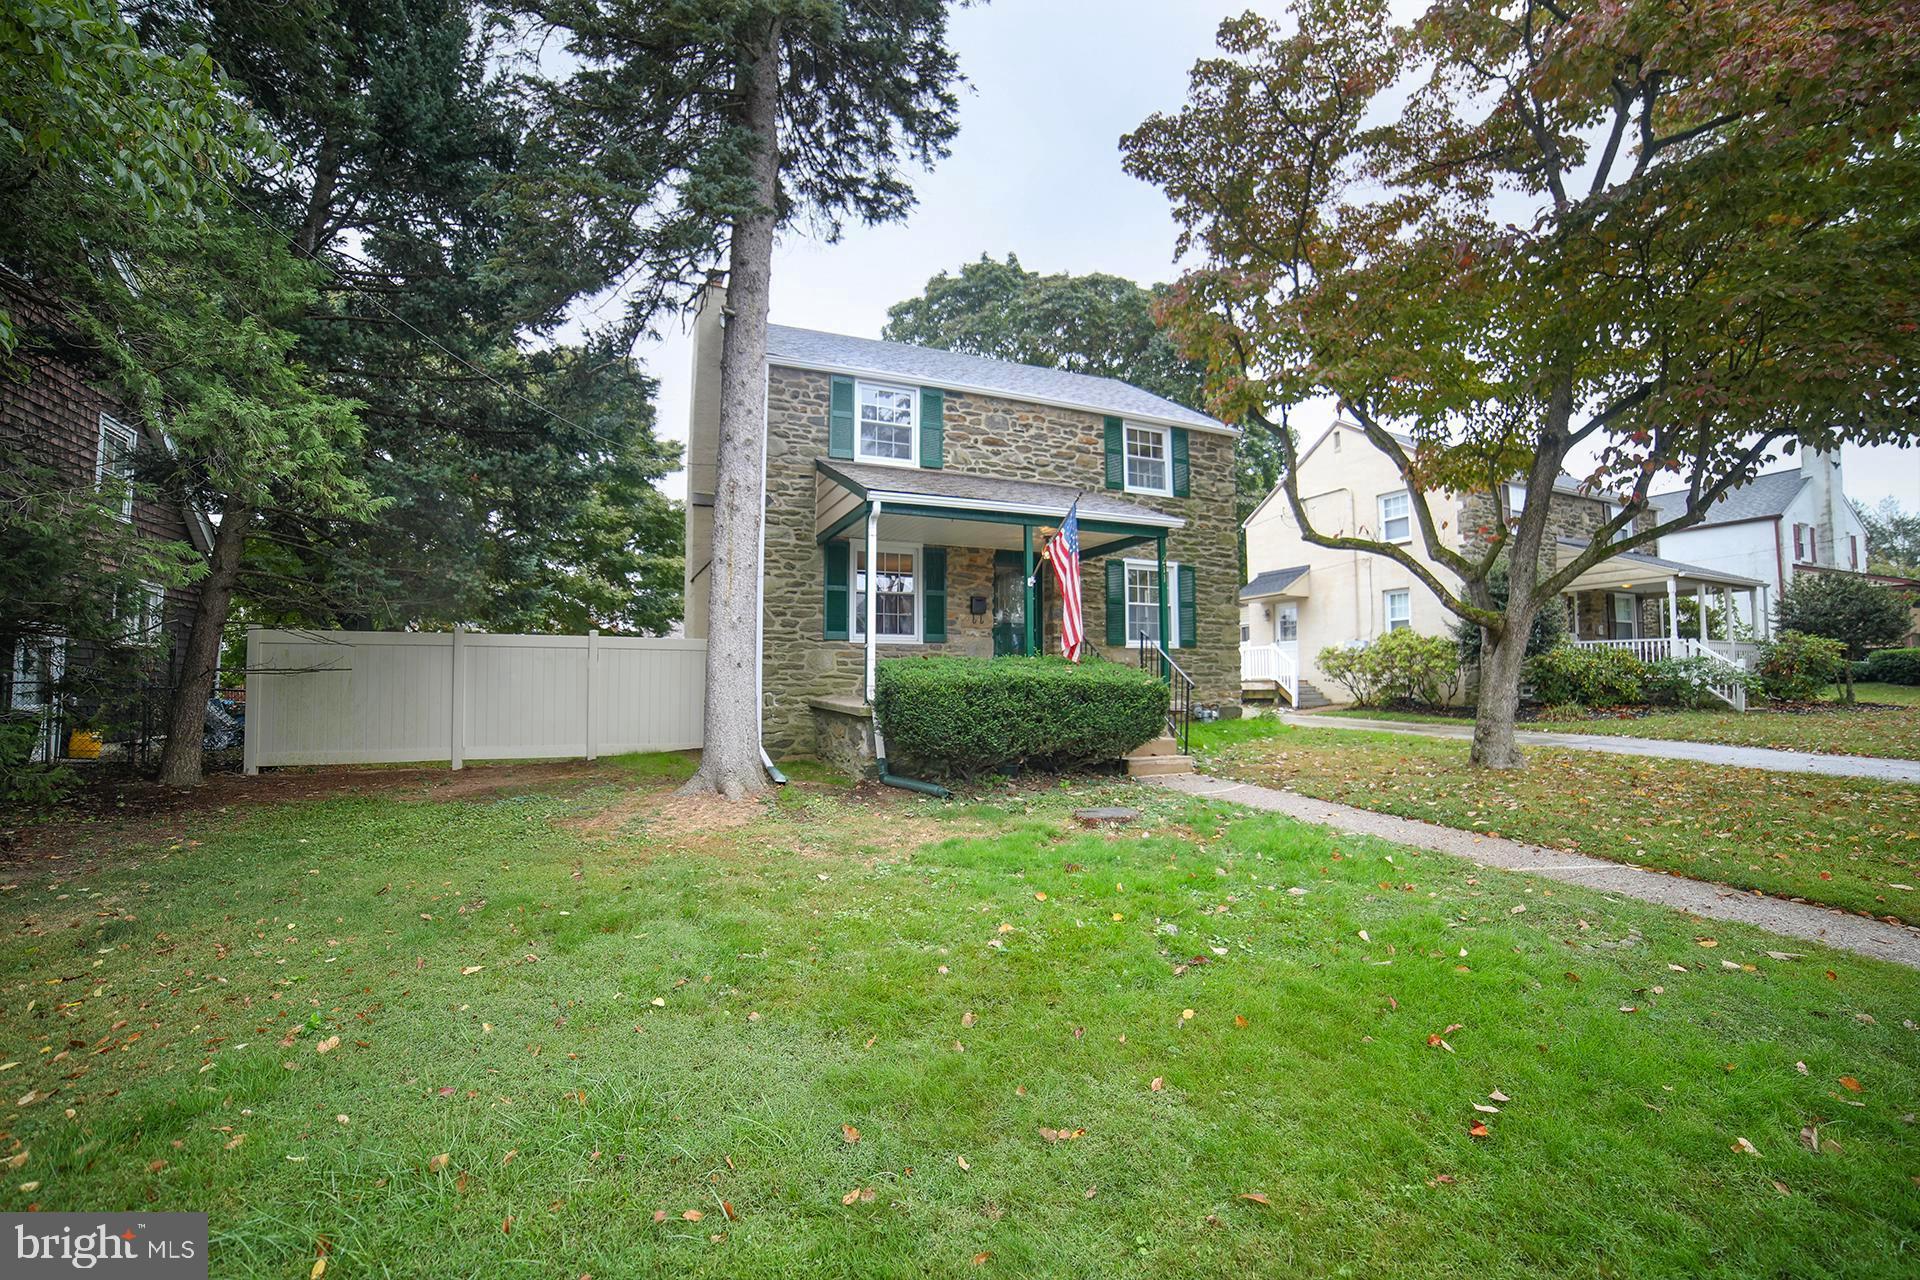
[1317,684,1920,760]
[2,757,1918,1278]
[1196,719,1920,921]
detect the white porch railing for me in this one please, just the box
[1571,637,1748,711]
[1239,642,1299,707]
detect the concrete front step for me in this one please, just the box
[1128,734,1182,757]
[1125,753,1195,777]
[1292,680,1332,710]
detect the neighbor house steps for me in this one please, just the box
[1125,735,1194,777]
[1241,679,1333,710]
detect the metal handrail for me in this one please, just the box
[1137,631,1195,755]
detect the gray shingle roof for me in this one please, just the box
[1557,538,1764,586]
[1647,468,1806,527]
[1241,566,1309,599]
[767,324,1228,433]
[816,459,1183,528]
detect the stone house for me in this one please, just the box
[680,284,1240,761]
[1239,413,1765,707]
[1,275,211,759]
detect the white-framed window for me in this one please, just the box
[1123,559,1181,647]
[1504,482,1528,519]
[1610,592,1637,639]
[1383,589,1411,632]
[116,582,167,644]
[1378,490,1412,544]
[97,412,138,521]
[855,381,918,465]
[1276,603,1298,641]
[852,543,920,642]
[1239,623,1251,643]
[1123,423,1171,495]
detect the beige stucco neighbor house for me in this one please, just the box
[1239,414,1766,709]
[681,285,1241,763]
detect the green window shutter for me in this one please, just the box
[922,546,947,642]
[919,387,944,469]
[1103,416,1123,490]
[829,376,855,459]
[823,541,850,640]
[1105,560,1126,646]
[1177,563,1197,648]
[1171,428,1191,497]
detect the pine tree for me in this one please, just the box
[528,0,968,798]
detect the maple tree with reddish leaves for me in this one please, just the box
[1123,0,1920,767]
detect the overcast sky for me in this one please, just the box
[620,0,1920,513]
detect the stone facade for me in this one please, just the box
[1456,487,1662,642]
[759,365,1239,757]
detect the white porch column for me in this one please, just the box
[1759,584,1771,638]
[1697,584,1710,644]
[863,500,881,703]
[1666,577,1680,643]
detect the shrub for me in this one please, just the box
[1864,646,1920,685]
[1753,630,1848,702]
[1643,656,1755,710]
[1522,644,1646,706]
[873,655,1169,779]
[1318,630,1461,708]
[0,716,74,809]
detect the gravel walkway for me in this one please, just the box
[1150,771,1920,970]
[1285,712,1920,784]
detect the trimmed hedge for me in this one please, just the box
[1523,644,1646,706]
[1864,647,1920,685]
[874,655,1169,779]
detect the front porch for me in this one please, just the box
[809,462,1196,770]
[1557,538,1767,709]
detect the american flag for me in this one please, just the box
[1044,500,1085,661]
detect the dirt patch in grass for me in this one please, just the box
[568,786,767,840]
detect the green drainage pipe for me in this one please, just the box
[876,757,948,798]
[759,748,788,786]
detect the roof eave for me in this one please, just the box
[766,354,1235,437]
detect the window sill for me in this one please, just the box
[852,453,921,471]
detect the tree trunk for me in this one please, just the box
[1470,620,1530,769]
[681,19,780,802]
[1843,656,1856,704]
[156,498,248,787]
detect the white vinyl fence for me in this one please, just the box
[242,628,704,772]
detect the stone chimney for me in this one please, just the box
[1801,446,1845,567]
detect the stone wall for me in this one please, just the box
[759,365,1240,757]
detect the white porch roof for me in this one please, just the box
[1555,538,1765,595]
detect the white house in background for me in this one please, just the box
[1647,449,1870,632]
[1240,414,1764,711]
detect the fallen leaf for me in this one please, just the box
[1488,1089,1510,1102]
[429,1153,450,1172]
[1180,1009,1195,1021]
[1468,1120,1490,1139]
[1083,1186,1097,1199]
[1234,1015,1249,1028]
[1150,1077,1164,1093]
[841,1125,861,1145]
[721,1201,737,1221]
[972,1253,992,1266]
[224,1135,246,1151]
[652,1211,667,1224]
[961,1011,975,1028]
[1770,1180,1791,1196]
[1238,1192,1271,1206]
[1795,1061,1809,1075]
[1696,938,1718,948]
[315,1036,340,1055]
[462,966,483,975]
[311,1260,327,1280]
[840,1189,873,1206]
[1839,1076,1863,1093]
[1472,1103,1500,1114]
[501,1149,518,1166]
[682,1209,703,1221]
[956,1155,970,1171]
